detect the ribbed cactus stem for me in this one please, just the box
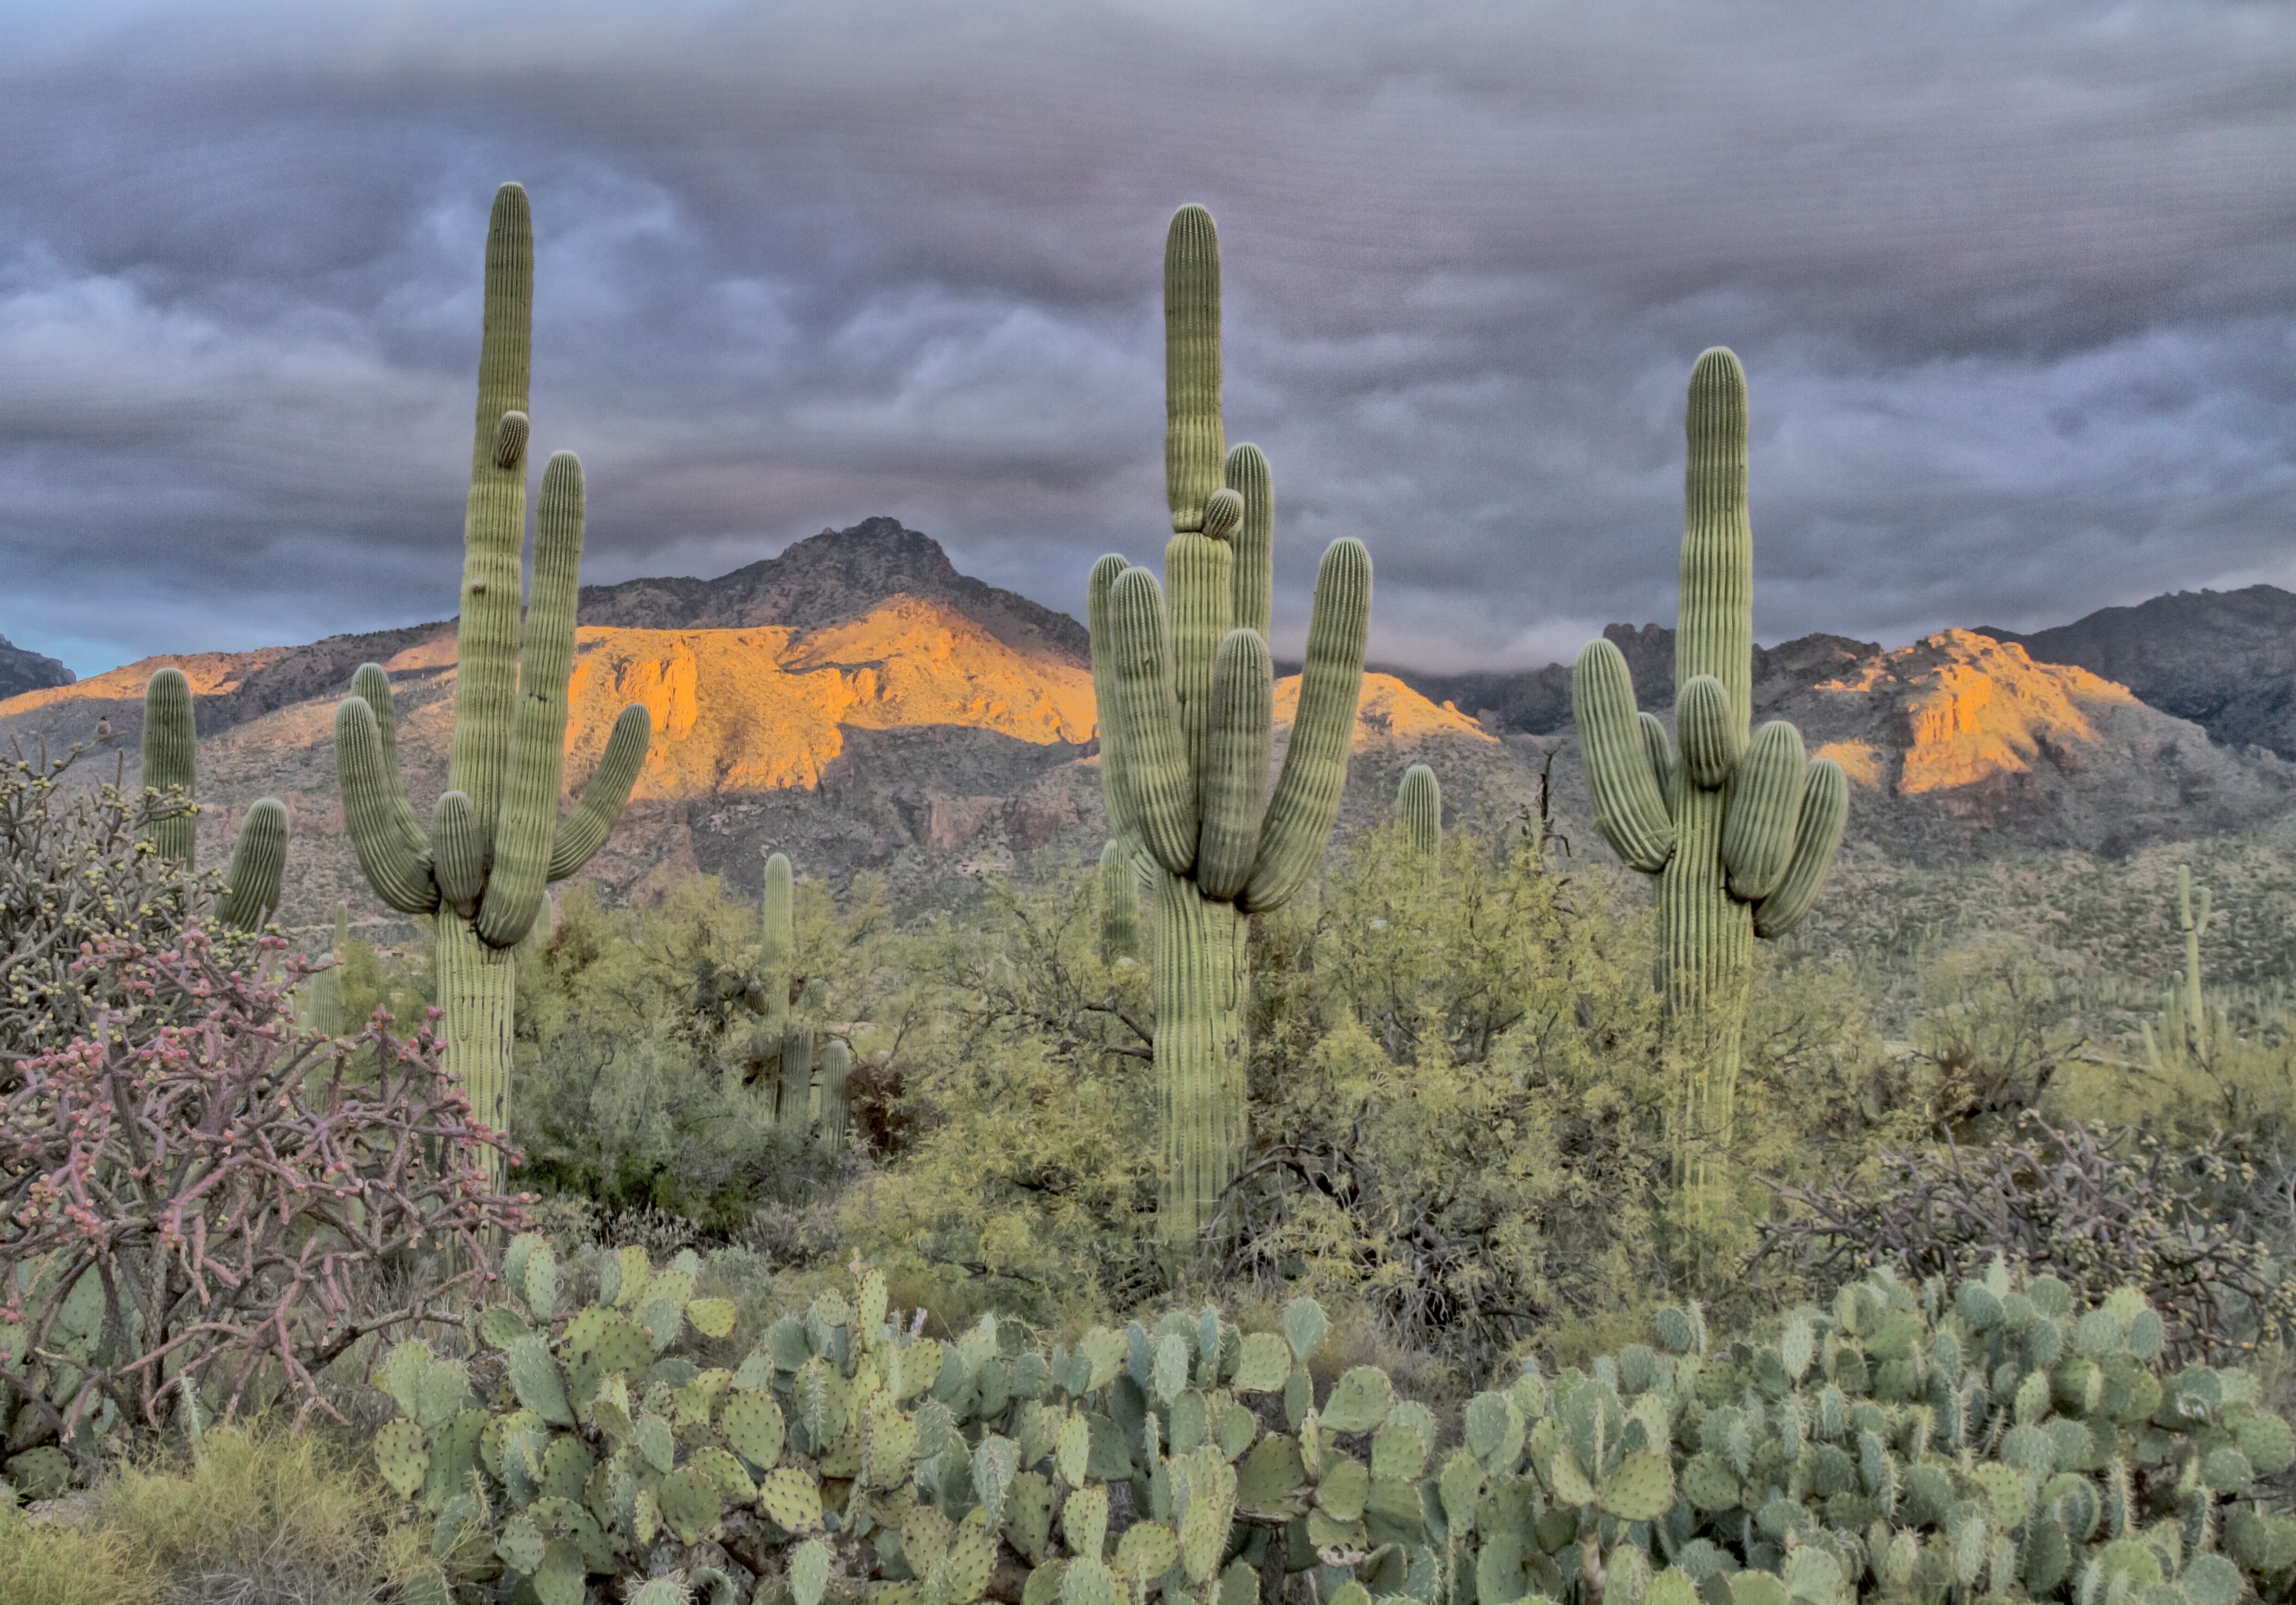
[1088,554,1134,842]
[305,902,349,1039]
[1567,349,1847,1210]
[1397,764,1440,858]
[778,1024,815,1132]
[215,799,288,931]
[142,669,197,866]
[1225,445,1274,643]
[761,851,794,1046]
[2179,866,2210,1061]
[1099,839,1140,963]
[446,183,533,843]
[820,1039,852,1153]
[1091,206,1373,1244]
[331,184,651,1193]
[1164,205,1223,533]
[1153,871,1248,1239]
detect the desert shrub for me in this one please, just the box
[0,930,525,1483]
[1226,821,1672,1370]
[841,874,1161,1324]
[514,877,890,1228]
[365,1248,2296,1605]
[0,737,217,1070]
[0,1498,164,1605]
[1763,1111,2296,1361]
[94,1422,432,1604]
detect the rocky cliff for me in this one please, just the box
[1979,585,2296,761]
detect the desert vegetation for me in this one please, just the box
[5,187,2295,1605]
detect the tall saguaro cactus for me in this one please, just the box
[141,667,290,933]
[334,184,652,1180]
[1396,763,1441,858]
[1571,349,1847,1200]
[1092,205,1372,1242]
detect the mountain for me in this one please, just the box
[6,522,2290,940]
[1977,585,2296,761]
[0,634,72,700]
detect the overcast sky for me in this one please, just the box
[1,0,2289,678]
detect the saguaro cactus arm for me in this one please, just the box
[1098,838,1140,962]
[1720,720,1809,901]
[1103,567,1198,875]
[1572,639,1674,873]
[1240,536,1371,914]
[1196,628,1273,900]
[215,799,288,931]
[1752,758,1848,938]
[336,695,440,914]
[475,450,584,947]
[1225,444,1273,644]
[1087,553,1136,842]
[547,705,651,882]
[142,668,197,866]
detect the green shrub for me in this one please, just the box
[513,876,890,1227]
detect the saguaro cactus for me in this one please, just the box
[1091,205,1372,1241]
[1570,349,1847,1199]
[1098,838,1140,963]
[2143,865,2217,1073]
[1396,763,1441,858]
[819,1038,852,1153]
[333,184,651,1180]
[141,667,290,933]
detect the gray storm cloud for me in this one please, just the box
[0,0,2289,675]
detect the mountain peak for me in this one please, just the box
[579,516,1088,666]
[0,633,73,699]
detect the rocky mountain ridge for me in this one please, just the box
[0,633,72,700]
[4,519,2287,933]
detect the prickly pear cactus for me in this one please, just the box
[374,1253,2294,1605]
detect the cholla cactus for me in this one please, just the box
[1571,350,1847,1199]
[1396,763,1441,858]
[375,1252,2296,1605]
[332,185,651,1181]
[140,666,289,932]
[1091,206,1372,1242]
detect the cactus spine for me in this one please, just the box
[1396,763,1440,858]
[140,667,290,932]
[1570,350,1847,1203]
[1092,206,1372,1241]
[332,185,652,1183]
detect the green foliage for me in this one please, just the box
[514,876,889,1228]
[846,822,1888,1372]
[842,874,1162,1319]
[0,1424,439,1605]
